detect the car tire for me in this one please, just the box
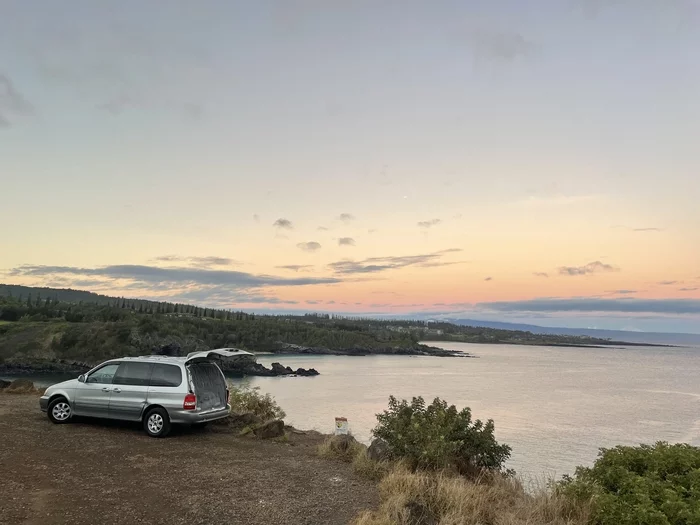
[144,407,171,438]
[47,397,72,424]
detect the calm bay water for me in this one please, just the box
[6,342,700,477]
[246,342,700,477]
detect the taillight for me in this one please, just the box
[183,393,196,410]
[226,388,230,405]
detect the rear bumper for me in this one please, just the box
[168,404,231,424]
[39,396,49,413]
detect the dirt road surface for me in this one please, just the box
[0,395,377,525]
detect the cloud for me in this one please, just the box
[633,227,663,232]
[273,218,294,230]
[153,255,237,267]
[484,277,493,281]
[253,214,260,223]
[329,249,462,274]
[338,213,355,222]
[326,300,336,305]
[306,300,319,305]
[417,219,441,228]
[7,264,340,289]
[478,298,700,315]
[0,74,34,127]
[297,241,322,252]
[558,261,617,276]
[533,272,549,278]
[451,23,533,62]
[658,280,679,286]
[338,237,355,246]
[317,226,329,231]
[276,265,313,272]
[607,290,638,295]
[679,287,699,292]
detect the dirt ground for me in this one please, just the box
[0,394,378,525]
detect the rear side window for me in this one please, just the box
[114,362,153,386]
[150,364,182,387]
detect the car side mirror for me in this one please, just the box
[78,374,86,383]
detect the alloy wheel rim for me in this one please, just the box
[52,402,71,421]
[148,414,163,434]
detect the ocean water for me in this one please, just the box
[8,342,700,477]
[245,342,700,478]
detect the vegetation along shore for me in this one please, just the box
[0,284,665,376]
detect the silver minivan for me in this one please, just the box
[39,348,252,437]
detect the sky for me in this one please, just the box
[1,0,699,333]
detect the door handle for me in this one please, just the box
[112,388,122,393]
[102,387,111,392]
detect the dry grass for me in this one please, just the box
[0,379,45,395]
[317,434,366,462]
[352,465,590,525]
[352,447,393,481]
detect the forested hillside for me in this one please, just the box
[0,285,642,373]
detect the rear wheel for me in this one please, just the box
[143,407,171,438]
[48,397,72,424]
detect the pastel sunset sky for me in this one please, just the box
[2,1,699,332]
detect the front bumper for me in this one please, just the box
[39,396,49,412]
[168,404,231,424]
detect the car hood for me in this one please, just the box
[45,378,80,392]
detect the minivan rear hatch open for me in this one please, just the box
[185,348,254,411]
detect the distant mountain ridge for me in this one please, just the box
[447,318,700,346]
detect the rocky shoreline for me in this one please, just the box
[269,342,472,358]
[0,358,319,378]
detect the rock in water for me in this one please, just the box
[0,379,11,390]
[253,419,285,439]
[367,438,391,461]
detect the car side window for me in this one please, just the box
[150,364,182,387]
[86,364,120,384]
[113,362,153,386]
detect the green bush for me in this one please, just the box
[226,382,286,421]
[372,396,511,476]
[559,442,700,525]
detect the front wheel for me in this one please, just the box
[143,407,171,438]
[48,397,72,424]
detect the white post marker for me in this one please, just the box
[335,417,348,435]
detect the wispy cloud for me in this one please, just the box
[607,289,638,295]
[317,226,329,231]
[679,287,699,292]
[484,277,493,281]
[533,272,549,278]
[338,237,355,246]
[273,218,294,230]
[338,213,355,222]
[558,261,617,276]
[275,265,313,272]
[253,214,260,223]
[417,219,441,228]
[297,241,322,252]
[0,74,34,127]
[658,280,679,286]
[6,264,341,289]
[153,255,237,267]
[329,249,462,274]
[633,227,663,232]
[479,297,700,315]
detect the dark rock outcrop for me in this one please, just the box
[367,438,391,462]
[0,379,11,390]
[220,358,319,378]
[0,359,91,376]
[253,419,285,439]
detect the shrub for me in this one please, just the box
[353,464,589,525]
[226,382,286,421]
[372,395,511,476]
[559,441,700,525]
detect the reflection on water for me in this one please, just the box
[8,342,700,477]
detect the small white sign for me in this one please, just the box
[335,417,348,435]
